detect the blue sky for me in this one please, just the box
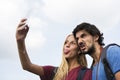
[0,0,120,80]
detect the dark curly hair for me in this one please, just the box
[72,22,105,46]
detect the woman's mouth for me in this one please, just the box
[64,49,70,54]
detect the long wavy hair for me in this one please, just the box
[53,34,87,80]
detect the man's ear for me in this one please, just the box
[94,35,99,42]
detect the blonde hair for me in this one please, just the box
[53,34,87,80]
[53,54,68,80]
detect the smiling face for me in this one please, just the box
[63,34,79,59]
[76,30,97,55]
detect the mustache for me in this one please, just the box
[78,42,85,54]
[79,42,85,47]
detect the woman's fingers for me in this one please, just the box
[21,18,27,22]
[18,18,27,28]
[17,18,29,31]
[17,25,26,31]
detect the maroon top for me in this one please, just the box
[40,66,92,80]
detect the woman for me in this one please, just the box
[16,19,92,80]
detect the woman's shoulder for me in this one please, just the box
[40,66,57,80]
[42,65,57,71]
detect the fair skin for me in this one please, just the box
[75,30,120,80]
[63,35,80,71]
[16,19,80,77]
[16,19,44,76]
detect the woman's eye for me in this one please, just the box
[64,41,67,45]
[71,42,76,45]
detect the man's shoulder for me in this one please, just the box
[105,43,120,54]
[107,43,119,51]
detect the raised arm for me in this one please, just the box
[16,19,44,76]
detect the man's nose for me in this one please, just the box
[79,42,84,47]
[78,38,83,45]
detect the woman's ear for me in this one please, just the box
[78,50,81,55]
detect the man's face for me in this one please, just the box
[75,30,96,55]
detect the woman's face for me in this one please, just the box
[63,35,79,59]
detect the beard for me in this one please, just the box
[81,44,95,55]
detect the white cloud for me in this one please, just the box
[27,17,47,29]
[43,0,120,30]
[0,0,18,16]
[26,31,46,48]
[0,0,120,80]
[0,0,46,50]
[43,0,112,22]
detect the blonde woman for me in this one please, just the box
[16,19,92,80]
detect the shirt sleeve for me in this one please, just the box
[40,66,55,80]
[107,45,120,74]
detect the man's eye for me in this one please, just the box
[81,34,86,38]
[76,38,78,41]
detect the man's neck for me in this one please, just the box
[91,44,102,65]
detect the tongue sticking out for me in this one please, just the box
[64,49,70,54]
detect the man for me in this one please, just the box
[72,22,120,80]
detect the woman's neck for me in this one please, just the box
[68,58,80,71]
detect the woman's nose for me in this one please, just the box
[66,43,70,47]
